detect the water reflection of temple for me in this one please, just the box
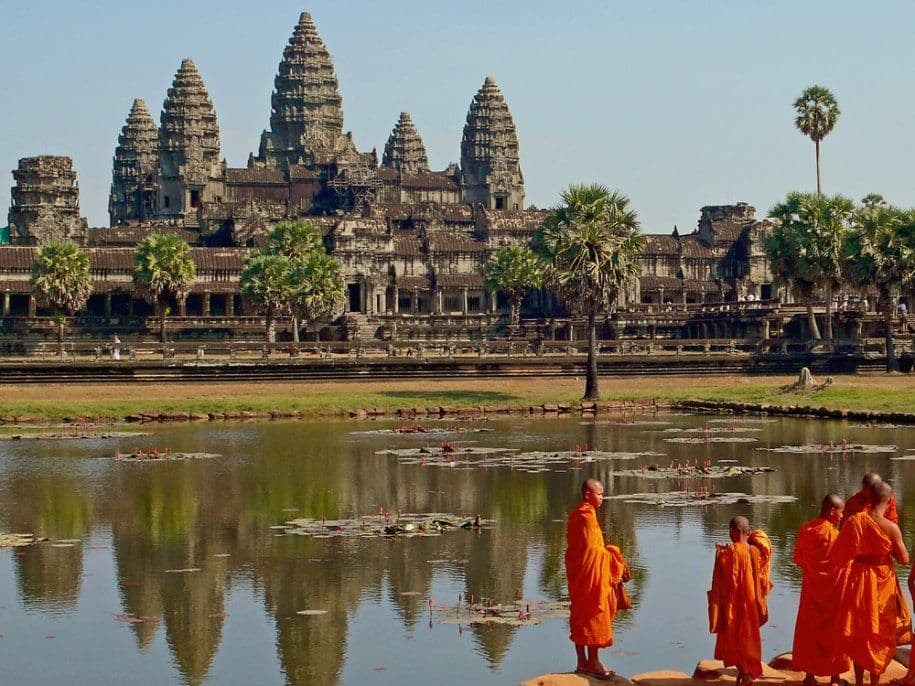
[1,416,896,684]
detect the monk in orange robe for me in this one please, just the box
[830,482,910,686]
[792,494,851,686]
[708,517,772,686]
[565,478,631,681]
[843,472,898,525]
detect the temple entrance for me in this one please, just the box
[347,283,361,313]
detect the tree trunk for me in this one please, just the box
[824,282,833,341]
[159,299,167,344]
[58,317,65,356]
[266,309,276,343]
[806,300,821,340]
[815,139,822,195]
[584,309,600,401]
[884,292,898,372]
[510,295,520,326]
[292,316,300,343]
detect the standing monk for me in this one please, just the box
[843,473,899,525]
[708,517,772,686]
[792,494,851,686]
[565,478,631,681]
[831,482,910,686]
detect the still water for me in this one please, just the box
[1,413,913,685]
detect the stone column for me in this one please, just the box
[178,296,187,317]
[226,295,235,316]
[393,286,400,314]
[28,296,36,317]
[105,293,113,318]
[490,292,498,313]
[2,292,10,317]
[462,287,469,314]
[202,292,211,317]
[412,289,419,314]
[762,318,770,340]
[658,288,665,308]
[436,289,443,314]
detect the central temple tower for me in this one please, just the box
[252,12,356,170]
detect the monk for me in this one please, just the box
[792,494,851,686]
[843,472,899,525]
[565,478,631,681]
[708,517,772,686]
[830,482,911,686]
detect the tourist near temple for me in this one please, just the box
[0,11,826,347]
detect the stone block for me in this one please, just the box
[519,673,632,686]
[630,670,693,686]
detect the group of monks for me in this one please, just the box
[565,474,915,686]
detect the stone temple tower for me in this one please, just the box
[253,12,353,169]
[8,156,88,245]
[157,59,224,224]
[460,76,524,210]
[382,112,429,174]
[109,98,159,226]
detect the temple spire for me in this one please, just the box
[382,112,429,174]
[254,11,346,169]
[460,76,524,210]
[109,98,159,225]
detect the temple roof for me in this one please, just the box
[112,99,159,188]
[382,112,429,174]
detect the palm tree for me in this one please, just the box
[289,252,345,339]
[133,234,196,343]
[767,192,854,340]
[30,241,93,351]
[483,246,544,326]
[842,204,915,371]
[263,220,323,258]
[793,85,840,194]
[240,253,293,343]
[536,185,645,400]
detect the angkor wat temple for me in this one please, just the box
[2,12,778,344]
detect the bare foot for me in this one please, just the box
[803,675,817,686]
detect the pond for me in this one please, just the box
[1,413,913,685]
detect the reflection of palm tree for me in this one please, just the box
[7,472,92,609]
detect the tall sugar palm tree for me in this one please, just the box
[483,246,544,325]
[133,234,196,343]
[289,252,345,338]
[240,253,293,343]
[767,192,854,340]
[842,204,915,371]
[536,184,645,400]
[264,220,323,258]
[793,85,840,194]
[30,241,93,351]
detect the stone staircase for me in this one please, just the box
[347,313,380,340]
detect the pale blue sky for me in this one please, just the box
[3,1,914,233]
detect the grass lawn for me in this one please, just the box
[0,373,911,421]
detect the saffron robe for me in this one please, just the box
[565,501,629,647]
[792,518,852,675]
[830,511,911,674]
[843,489,898,525]
[709,534,772,678]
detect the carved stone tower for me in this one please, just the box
[109,98,159,226]
[460,76,524,211]
[253,12,352,169]
[382,112,429,174]
[8,156,88,245]
[157,59,224,224]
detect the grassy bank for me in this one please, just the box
[0,373,912,422]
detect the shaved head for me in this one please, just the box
[863,473,882,489]
[871,481,893,506]
[582,478,602,498]
[821,493,844,517]
[730,516,750,534]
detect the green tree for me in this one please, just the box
[289,252,345,338]
[483,246,544,325]
[30,241,92,350]
[536,185,645,400]
[767,192,854,340]
[263,220,323,258]
[842,204,915,371]
[793,85,840,194]
[240,253,293,343]
[133,234,196,343]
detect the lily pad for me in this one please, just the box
[604,491,796,507]
[0,430,151,441]
[282,512,492,539]
[758,443,897,454]
[116,452,222,462]
[296,609,328,616]
[352,427,493,436]
[609,465,775,480]
[664,436,758,444]
[431,598,571,627]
